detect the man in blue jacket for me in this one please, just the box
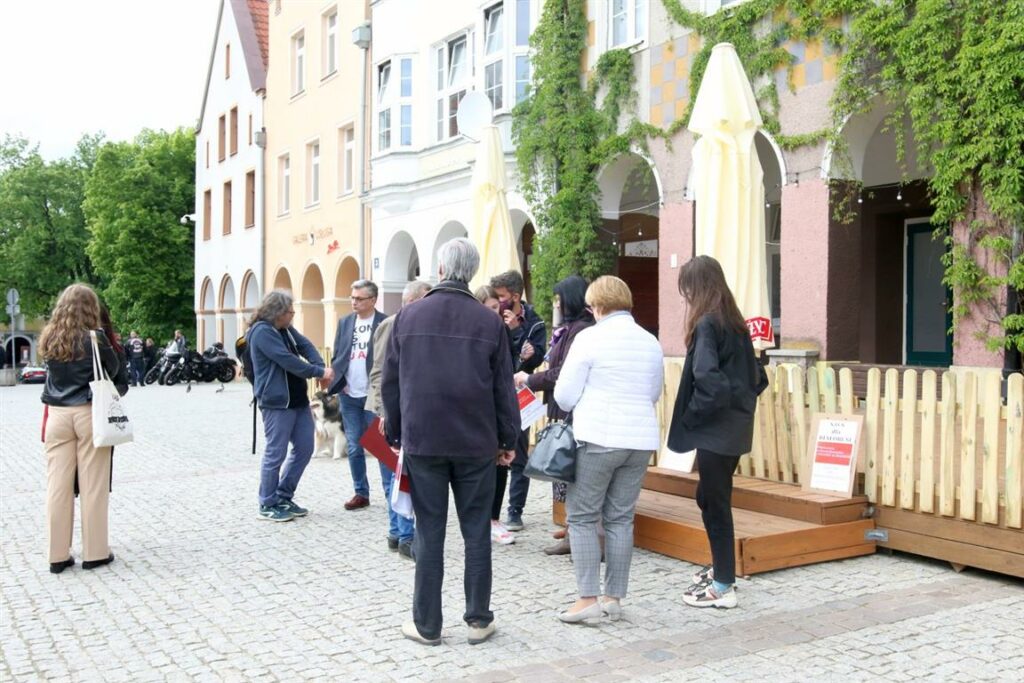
[490,270,546,532]
[382,238,520,646]
[329,279,387,511]
[247,290,333,522]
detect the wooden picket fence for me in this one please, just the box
[656,359,1024,531]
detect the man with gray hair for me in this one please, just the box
[329,279,387,511]
[382,238,520,646]
[247,290,334,522]
[365,280,431,560]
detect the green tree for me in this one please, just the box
[84,129,195,342]
[0,134,102,318]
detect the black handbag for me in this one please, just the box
[523,421,577,483]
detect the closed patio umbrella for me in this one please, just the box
[688,42,774,349]
[468,125,520,291]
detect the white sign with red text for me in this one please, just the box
[517,386,546,431]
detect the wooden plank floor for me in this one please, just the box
[643,468,870,525]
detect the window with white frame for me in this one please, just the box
[278,154,290,215]
[377,61,392,150]
[513,0,531,103]
[609,0,646,48]
[435,35,469,141]
[483,3,504,111]
[323,9,338,77]
[377,58,413,151]
[306,141,320,206]
[338,125,355,196]
[292,31,305,95]
[399,58,413,146]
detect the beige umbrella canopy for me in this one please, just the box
[468,124,520,291]
[688,42,774,349]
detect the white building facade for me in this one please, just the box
[367,0,540,312]
[194,0,268,350]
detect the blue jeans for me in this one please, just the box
[379,461,415,543]
[340,393,373,498]
[259,407,315,507]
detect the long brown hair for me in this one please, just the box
[677,255,747,346]
[38,284,103,362]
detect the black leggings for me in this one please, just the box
[492,465,508,521]
[695,450,741,585]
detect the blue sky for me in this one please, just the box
[0,0,219,160]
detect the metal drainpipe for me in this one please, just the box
[256,92,267,305]
[356,30,370,279]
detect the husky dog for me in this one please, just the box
[310,391,347,459]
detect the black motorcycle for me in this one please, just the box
[144,342,180,385]
[164,344,237,387]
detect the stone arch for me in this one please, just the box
[384,231,420,283]
[823,96,929,185]
[595,152,663,336]
[272,265,293,293]
[300,263,326,348]
[239,271,260,333]
[334,255,360,300]
[198,277,216,349]
[218,275,238,347]
[431,221,469,279]
[382,231,421,312]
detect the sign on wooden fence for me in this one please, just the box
[803,413,863,497]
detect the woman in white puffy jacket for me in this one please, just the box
[553,276,664,623]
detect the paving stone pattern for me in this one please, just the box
[1,383,1021,682]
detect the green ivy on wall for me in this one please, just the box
[512,0,652,319]
[515,0,1023,355]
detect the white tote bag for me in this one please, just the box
[89,331,133,448]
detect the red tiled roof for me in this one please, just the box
[247,0,269,68]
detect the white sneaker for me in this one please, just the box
[682,584,738,609]
[491,520,515,545]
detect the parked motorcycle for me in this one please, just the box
[164,345,237,387]
[143,342,180,385]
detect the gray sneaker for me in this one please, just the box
[504,514,524,531]
[258,505,294,522]
[278,500,308,517]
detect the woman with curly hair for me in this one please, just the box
[39,284,128,574]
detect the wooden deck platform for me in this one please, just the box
[552,469,876,576]
[642,468,871,525]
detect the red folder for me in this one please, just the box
[359,416,411,492]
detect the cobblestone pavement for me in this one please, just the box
[2,383,1022,682]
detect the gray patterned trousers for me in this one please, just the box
[565,443,651,598]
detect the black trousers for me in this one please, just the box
[406,453,496,640]
[695,450,741,585]
[506,428,531,516]
[492,464,508,520]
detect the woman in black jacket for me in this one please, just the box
[668,256,768,609]
[514,275,594,555]
[40,284,128,574]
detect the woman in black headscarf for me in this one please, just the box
[514,275,594,555]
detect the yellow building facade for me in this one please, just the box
[264,0,369,349]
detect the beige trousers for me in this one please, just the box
[44,404,111,563]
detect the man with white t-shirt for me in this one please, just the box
[329,280,387,511]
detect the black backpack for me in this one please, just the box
[235,331,258,454]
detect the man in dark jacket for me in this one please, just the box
[329,279,388,511]
[490,270,546,531]
[382,238,520,647]
[126,331,145,387]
